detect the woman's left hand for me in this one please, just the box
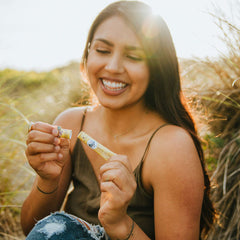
[98,155,137,237]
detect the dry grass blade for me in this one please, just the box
[0,62,91,238]
[207,131,240,240]
[0,232,24,240]
[0,103,30,125]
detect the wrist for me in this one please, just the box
[122,219,134,240]
[104,216,134,240]
[36,177,59,193]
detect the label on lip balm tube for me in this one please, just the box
[78,131,116,161]
[57,126,72,139]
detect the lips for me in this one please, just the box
[100,78,128,95]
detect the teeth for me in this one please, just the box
[102,79,127,91]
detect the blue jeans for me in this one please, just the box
[26,212,110,240]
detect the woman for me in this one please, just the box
[21,1,216,239]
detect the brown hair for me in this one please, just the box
[82,1,216,237]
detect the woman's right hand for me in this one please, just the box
[25,122,70,182]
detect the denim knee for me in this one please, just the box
[26,212,107,240]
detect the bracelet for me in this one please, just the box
[37,185,58,194]
[123,220,134,240]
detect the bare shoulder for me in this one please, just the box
[145,125,205,238]
[149,124,200,165]
[53,106,87,128]
[146,124,204,189]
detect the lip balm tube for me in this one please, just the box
[57,126,72,139]
[78,131,116,161]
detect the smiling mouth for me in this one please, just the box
[101,79,127,91]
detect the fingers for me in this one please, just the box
[99,155,137,193]
[27,130,59,145]
[26,122,71,147]
[26,122,59,146]
[25,121,71,179]
[99,156,137,228]
[30,121,58,135]
[99,172,136,208]
[110,155,133,173]
[100,155,133,174]
[100,181,123,202]
[100,165,128,190]
[26,122,59,156]
[59,138,70,151]
[26,142,59,155]
[27,152,62,169]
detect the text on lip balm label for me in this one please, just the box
[87,139,97,149]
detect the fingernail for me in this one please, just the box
[58,153,63,159]
[54,137,60,145]
[55,145,60,152]
[52,128,58,136]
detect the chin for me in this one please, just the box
[99,101,124,110]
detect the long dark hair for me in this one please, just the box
[82,1,216,238]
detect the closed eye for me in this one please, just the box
[96,49,110,54]
[127,55,143,61]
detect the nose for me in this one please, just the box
[105,53,124,73]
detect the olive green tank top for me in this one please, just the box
[65,110,168,239]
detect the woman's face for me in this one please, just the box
[86,16,150,110]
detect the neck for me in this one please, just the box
[98,105,150,139]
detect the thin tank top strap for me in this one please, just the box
[141,123,169,162]
[80,107,88,131]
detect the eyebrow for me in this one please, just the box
[94,38,114,47]
[94,38,144,51]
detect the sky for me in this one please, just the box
[0,0,237,71]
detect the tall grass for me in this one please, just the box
[0,63,90,239]
[181,2,240,238]
[204,9,240,240]
[208,131,240,239]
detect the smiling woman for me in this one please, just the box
[86,15,149,107]
[21,1,217,239]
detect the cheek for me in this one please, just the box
[86,53,102,75]
[131,65,149,88]
[86,57,95,76]
[86,65,99,87]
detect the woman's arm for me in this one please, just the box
[98,155,151,240]
[21,108,85,235]
[148,125,204,239]
[21,156,72,235]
